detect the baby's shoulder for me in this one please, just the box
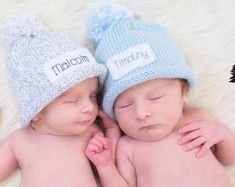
[2,127,25,139]
[183,107,215,122]
[118,135,140,150]
[119,135,134,144]
[0,127,28,148]
[117,136,134,156]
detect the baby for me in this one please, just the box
[85,3,235,187]
[0,12,109,187]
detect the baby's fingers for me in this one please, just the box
[91,133,108,150]
[179,122,203,134]
[179,130,202,144]
[182,136,206,151]
[196,143,211,157]
[86,143,103,154]
[93,132,109,149]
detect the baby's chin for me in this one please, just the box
[129,127,174,142]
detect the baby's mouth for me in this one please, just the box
[78,119,92,126]
[140,124,155,130]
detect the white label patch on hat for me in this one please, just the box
[44,48,96,83]
[107,43,156,80]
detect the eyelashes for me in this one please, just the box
[119,103,133,108]
[64,99,78,103]
[118,96,164,108]
[63,92,98,104]
[149,96,162,101]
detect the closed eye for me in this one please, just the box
[149,96,162,101]
[64,99,78,103]
[119,103,132,108]
[62,96,79,103]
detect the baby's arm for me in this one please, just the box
[98,110,121,160]
[86,134,133,187]
[116,137,137,187]
[0,135,18,180]
[214,126,235,166]
[178,108,235,165]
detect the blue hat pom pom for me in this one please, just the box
[0,12,47,49]
[89,2,133,44]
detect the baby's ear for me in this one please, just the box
[182,84,189,104]
[32,114,40,122]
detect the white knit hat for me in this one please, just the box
[0,12,107,126]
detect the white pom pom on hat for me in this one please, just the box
[0,12,47,49]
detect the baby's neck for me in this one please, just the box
[28,125,74,137]
[172,111,187,133]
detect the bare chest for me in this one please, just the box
[14,134,97,187]
[128,133,229,187]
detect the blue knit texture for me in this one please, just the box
[89,3,195,119]
[1,12,107,126]
[89,2,133,44]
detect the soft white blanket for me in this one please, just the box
[0,0,235,186]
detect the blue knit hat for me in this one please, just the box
[1,12,107,126]
[89,3,195,119]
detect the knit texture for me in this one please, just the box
[0,12,107,126]
[89,3,195,119]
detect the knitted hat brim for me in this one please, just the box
[21,63,107,126]
[103,63,194,119]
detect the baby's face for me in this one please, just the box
[114,79,188,141]
[35,77,99,135]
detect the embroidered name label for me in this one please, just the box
[106,43,156,80]
[44,48,96,83]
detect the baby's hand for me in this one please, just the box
[178,121,227,157]
[85,132,112,168]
